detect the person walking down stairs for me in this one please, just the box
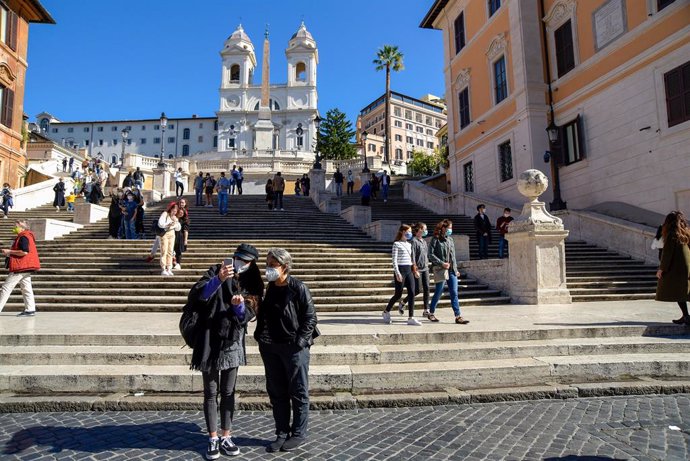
[53,178,66,212]
[380,170,391,203]
[428,219,470,324]
[272,172,285,211]
[400,222,431,319]
[158,202,180,276]
[655,211,690,325]
[265,179,275,210]
[0,219,40,317]
[383,225,421,326]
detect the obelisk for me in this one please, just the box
[254,26,275,152]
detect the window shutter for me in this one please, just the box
[2,87,14,129]
[7,10,17,51]
[575,115,585,157]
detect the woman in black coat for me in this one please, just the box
[53,179,66,211]
[188,244,264,460]
[107,190,123,239]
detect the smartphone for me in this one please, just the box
[223,258,234,268]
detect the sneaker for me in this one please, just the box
[407,317,422,326]
[173,263,181,270]
[167,270,174,276]
[206,437,220,460]
[267,436,287,453]
[161,270,169,276]
[220,436,240,456]
[382,311,392,324]
[281,436,306,451]
[16,311,36,317]
[398,300,405,315]
[2,215,7,219]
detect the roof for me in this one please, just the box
[419,0,449,29]
[25,0,55,24]
[360,90,446,115]
[48,116,217,125]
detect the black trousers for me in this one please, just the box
[174,231,184,263]
[259,342,310,439]
[273,191,284,209]
[202,367,239,434]
[175,181,184,197]
[385,265,415,317]
[404,270,430,311]
[108,216,120,238]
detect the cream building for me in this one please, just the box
[421,0,690,217]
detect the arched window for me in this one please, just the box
[295,62,306,81]
[182,145,190,156]
[111,155,117,165]
[39,118,49,132]
[168,154,174,159]
[230,64,240,82]
[183,128,190,140]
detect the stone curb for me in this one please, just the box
[1,378,689,413]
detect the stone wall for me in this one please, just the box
[458,259,508,295]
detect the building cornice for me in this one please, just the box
[420,0,449,29]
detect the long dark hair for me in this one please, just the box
[662,211,690,245]
[433,219,453,239]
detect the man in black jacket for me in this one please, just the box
[474,204,492,259]
[255,248,319,453]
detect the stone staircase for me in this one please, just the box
[341,178,657,302]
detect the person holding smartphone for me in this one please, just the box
[188,244,263,459]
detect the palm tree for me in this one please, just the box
[373,45,404,165]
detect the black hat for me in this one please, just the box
[234,243,259,261]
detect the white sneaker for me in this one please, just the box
[167,270,174,276]
[281,208,285,211]
[382,311,392,324]
[161,270,169,276]
[173,264,181,270]
[407,317,422,326]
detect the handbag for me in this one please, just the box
[151,219,167,237]
[432,239,450,282]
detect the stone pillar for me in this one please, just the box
[153,165,172,199]
[340,205,371,228]
[309,168,326,194]
[453,234,471,262]
[505,169,572,304]
[362,220,401,242]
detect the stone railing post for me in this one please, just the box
[152,164,173,199]
[505,169,572,304]
[309,168,326,194]
[340,205,371,228]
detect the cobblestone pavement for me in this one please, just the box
[1,395,689,460]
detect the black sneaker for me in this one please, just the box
[16,311,36,317]
[281,436,306,451]
[220,436,240,456]
[398,300,405,315]
[267,436,286,453]
[206,438,220,460]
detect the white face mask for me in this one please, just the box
[265,267,281,282]
[234,259,250,275]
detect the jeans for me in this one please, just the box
[347,182,354,195]
[230,183,236,195]
[67,202,74,212]
[0,272,35,313]
[385,265,415,317]
[478,235,489,259]
[335,183,343,197]
[195,188,203,206]
[124,219,137,240]
[498,235,508,258]
[429,269,461,317]
[404,270,430,312]
[175,181,184,197]
[259,342,311,439]
[202,367,239,435]
[135,180,144,190]
[273,191,284,209]
[218,192,229,215]
[382,184,389,201]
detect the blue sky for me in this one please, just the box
[25,0,444,125]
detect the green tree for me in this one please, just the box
[373,45,404,165]
[407,150,442,177]
[316,108,358,160]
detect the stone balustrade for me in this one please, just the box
[12,177,75,212]
[73,203,109,225]
[362,220,401,242]
[27,218,83,241]
[340,206,372,228]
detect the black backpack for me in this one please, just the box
[179,302,200,348]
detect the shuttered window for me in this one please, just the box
[454,12,465,54]
[664,61,690,127]
[458,87,470,129]
[554,20,575,77]
[0,85,14,129]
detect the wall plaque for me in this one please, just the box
[593,0,627,51]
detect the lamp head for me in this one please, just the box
[160,112,168,129]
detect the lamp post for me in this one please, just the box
[120,128,129,170]
[545,118,567,211]
[361,130,370,173]
[312,114,322,170]
[158,112,168,167]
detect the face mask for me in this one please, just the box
[446,229,453,237]
[422,230,428,238]
[266,267,281,282]
[11,226,21,234]
[404,231,413,240]
[234,259,250,275]
[127,196,134,201]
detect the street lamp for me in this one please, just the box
[158,112,168,167]
[544,118,567,211]
[361,130,370,173]
[120,128,129,170]
[296,123,304,151]
[312,114,322,170]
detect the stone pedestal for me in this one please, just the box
[27,218,83,241]
[362,220,401,242]
[453,235,471,262]
[319,197,341,215]
[340,205,371,228]
[505,169,572,305]
[309,168,326,195]
[73,203,109,225]
[153,165,172,198]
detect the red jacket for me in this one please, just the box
[9,230,41,273]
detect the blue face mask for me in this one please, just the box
[446,229,453,237]
[404,231,413,240]
[422,230,428,238]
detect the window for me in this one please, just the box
[406,136,414,144]
[199,123,203,128]
[297,135,304,149]
[394,120,402,127]
[154,137,161,144]
[458,87,470,129]
[213,136,218,147]
[98,140,104,146]
[427,142,434,149]
[227,138,235,149]
[84,140,89,146]
[405,123,413,130]
[169,124,174,129]
[498,141,513,182]
[112,126,118,131]
[463,162,474,192]
[562,116,586,164]
[127,139,132,145]
[435,119,442,128]
[182,145,190,156]
[394,107,401,117]
[168,137,175,143]
[404,110,412,120]
[0,6,18,51]
[664,61,690,127]
[52,128,58,133]
[416,126,424,133]
[230,64,240,82]
[407,150,413,159]
[141,125,146,130]
[426,116,432,125]
[416,139,424,147]
[295,62,306,81]
[395,148,403,160]
[658,0,676,11]
[183,128,190,140]
[97,126,104,132]
[554,20,575,77]
[126,125,132,131]
[488,0,501,16]
[68,127,74,133]
[140,138,147,144]
[415,113,422,123]
[214,120,219,130]
[154,125,160,130]
[454,12,465,54]
[113,139,118,146]
[84,127,90,132]
[198,135,203,142]
[395,134,402,141]
[494,56,508,104]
